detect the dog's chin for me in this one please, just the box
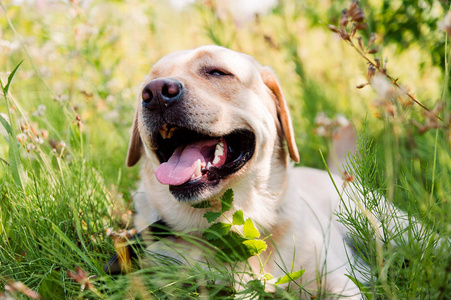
[168,178,222,203]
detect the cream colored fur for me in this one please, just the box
[127,45,362,299]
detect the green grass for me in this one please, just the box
[1,0,450,299]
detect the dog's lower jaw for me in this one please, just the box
[168,179,221,203]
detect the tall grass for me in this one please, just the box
[1,0,450,299]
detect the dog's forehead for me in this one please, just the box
[150,45,260,78]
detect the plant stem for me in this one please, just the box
[346,39,446,123]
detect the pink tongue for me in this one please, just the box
[154,140,219,185]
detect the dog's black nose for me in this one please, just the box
[142,78,183,112]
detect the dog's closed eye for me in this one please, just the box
[206,68,231,76]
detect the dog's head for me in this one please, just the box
[127,45,299,203]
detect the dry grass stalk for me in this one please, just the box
[328,1,449,128]
[67,267,96,292]
[4,281,40,299]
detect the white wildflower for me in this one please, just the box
[53,94,69,102]
[334,114,350,127]
[35,136,44,144]
[315,126,327,137]
[32,104,46,117]
[105,228,114,236]
[26,143,36,151]
[17,133,28,142]
[315,112,332,126]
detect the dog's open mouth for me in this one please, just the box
[152,124,255,200]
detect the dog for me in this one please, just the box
[124,45,363,298]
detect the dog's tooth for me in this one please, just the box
[214,143,224,157]
[206,162,212,170]
[212,155,220,164]
[193,159,202,178]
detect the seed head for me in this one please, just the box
[356,83,369,89]
[327,25,340,34]
[374,58,381,69]
[340,9,349,27]
[357,37,364,51]
[368,33,376,48]
[339,30,351,41]
[354,22,368,30]
[366,64,376,81]
[347,2,365,23]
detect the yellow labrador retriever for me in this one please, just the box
[126,45,361,298]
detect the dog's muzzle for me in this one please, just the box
[139,77,256,202]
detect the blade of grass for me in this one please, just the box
[51,222,104,276]
[1,59,24,96]
[8,130,24,190]
[0,114,11,142]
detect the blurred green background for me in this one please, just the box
[1,0,450,298]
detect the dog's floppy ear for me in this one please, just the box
[261,67,300,163]
[126,105,143,167]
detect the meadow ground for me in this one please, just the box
[1,0,450,299]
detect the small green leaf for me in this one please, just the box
[211,232,251,262]
[263,273,274,280]
[8,133,23,190]
[242,239,267,256]
[275,269,305,285]
[221,189,234,213]
[232,210,245,225]
[3,60,24,95]
[203,222,232,240]
[203,211,221,223]
[243,218,260,239]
